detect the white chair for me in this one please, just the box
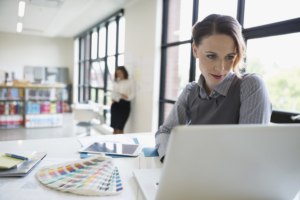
[72,103,113,136]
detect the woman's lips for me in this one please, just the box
[211,74,224,79]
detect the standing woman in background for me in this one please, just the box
[110,66,135,134]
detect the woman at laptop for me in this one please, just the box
[155,14,272,162]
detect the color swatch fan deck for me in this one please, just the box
[36,155,123,196]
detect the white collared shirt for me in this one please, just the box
[113,79,135,101]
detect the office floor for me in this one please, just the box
[0,113,102,141]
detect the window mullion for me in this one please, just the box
[104,23,109,105]
[243,18,300,40]
[116,16,120,67]
[88,32,92,101]
[158,0,170,126]
[83,35,87,103]
[95,89,98,103]
[189,0,199,82]
[97,27,100,60]
[236,0,245,28]
[78,38,82,102]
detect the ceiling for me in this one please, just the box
[0,0,135,38]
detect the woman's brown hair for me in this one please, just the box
[115,66,129,80]
[192,14,246,78]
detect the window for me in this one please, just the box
[76,10,124,124]
[246,32,300,113]
[166,0,193,43]
[244,0,300,28]
[163,44,191,120]
[91,30,98,59]
[159,0,300,126]
[98,27,106,58]
[197,0,237,22]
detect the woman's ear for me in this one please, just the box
[192,43,199,58]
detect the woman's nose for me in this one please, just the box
[215,60,225,71]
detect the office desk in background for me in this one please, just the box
[0,133,162,200]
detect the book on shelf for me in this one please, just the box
[0,88,23,100]
[57,101,62,113]
[27,88,61,101]
[63,102,71,112]
[26,101,62,114]
[25,114,63,128]
[50,102,57,113]
[0,115,23,129]
[0,101,23,115]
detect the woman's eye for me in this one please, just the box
[226,56,234,60]
[207,55,216,59]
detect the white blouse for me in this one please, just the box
[112,79,135,101]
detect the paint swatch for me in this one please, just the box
[36,155,123,196]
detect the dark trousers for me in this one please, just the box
[110,99,130,130]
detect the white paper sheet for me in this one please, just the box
[136,135,156,148]
[78,135,135,147]
[110,92,122,102]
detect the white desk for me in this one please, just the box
[72,102,111,112]
[0,133,162,200]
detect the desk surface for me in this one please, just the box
[72,103,111,111]
[0,83,66,88]
[0,133,162,200]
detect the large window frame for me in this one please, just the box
[159,0,300,126]
[76,10,124,115]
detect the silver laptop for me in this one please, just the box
[133,125,300,200]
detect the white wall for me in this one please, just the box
[123,0,162,133]
[0,32,74,83]
[72,38,79,104]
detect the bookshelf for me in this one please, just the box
[0,84,65,129]
[0,87,24,129]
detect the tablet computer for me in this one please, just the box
[78,142,143,156]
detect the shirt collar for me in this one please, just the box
[197,71,235,97]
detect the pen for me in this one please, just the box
[5,153,28,160]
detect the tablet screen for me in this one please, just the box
[84,142,139,155]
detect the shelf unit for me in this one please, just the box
[0,87,24,129]
[0,84,65,129]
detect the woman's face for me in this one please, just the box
[192,34,237,93]
[116,70,125,80]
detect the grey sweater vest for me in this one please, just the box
[186,75,242,125]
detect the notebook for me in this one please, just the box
[133,125,300,200]
[0,152,47,177]
[0,152,36,169]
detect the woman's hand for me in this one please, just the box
[121,94,128,99]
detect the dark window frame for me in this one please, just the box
[159,0,300,126]
[76,10,124,107]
